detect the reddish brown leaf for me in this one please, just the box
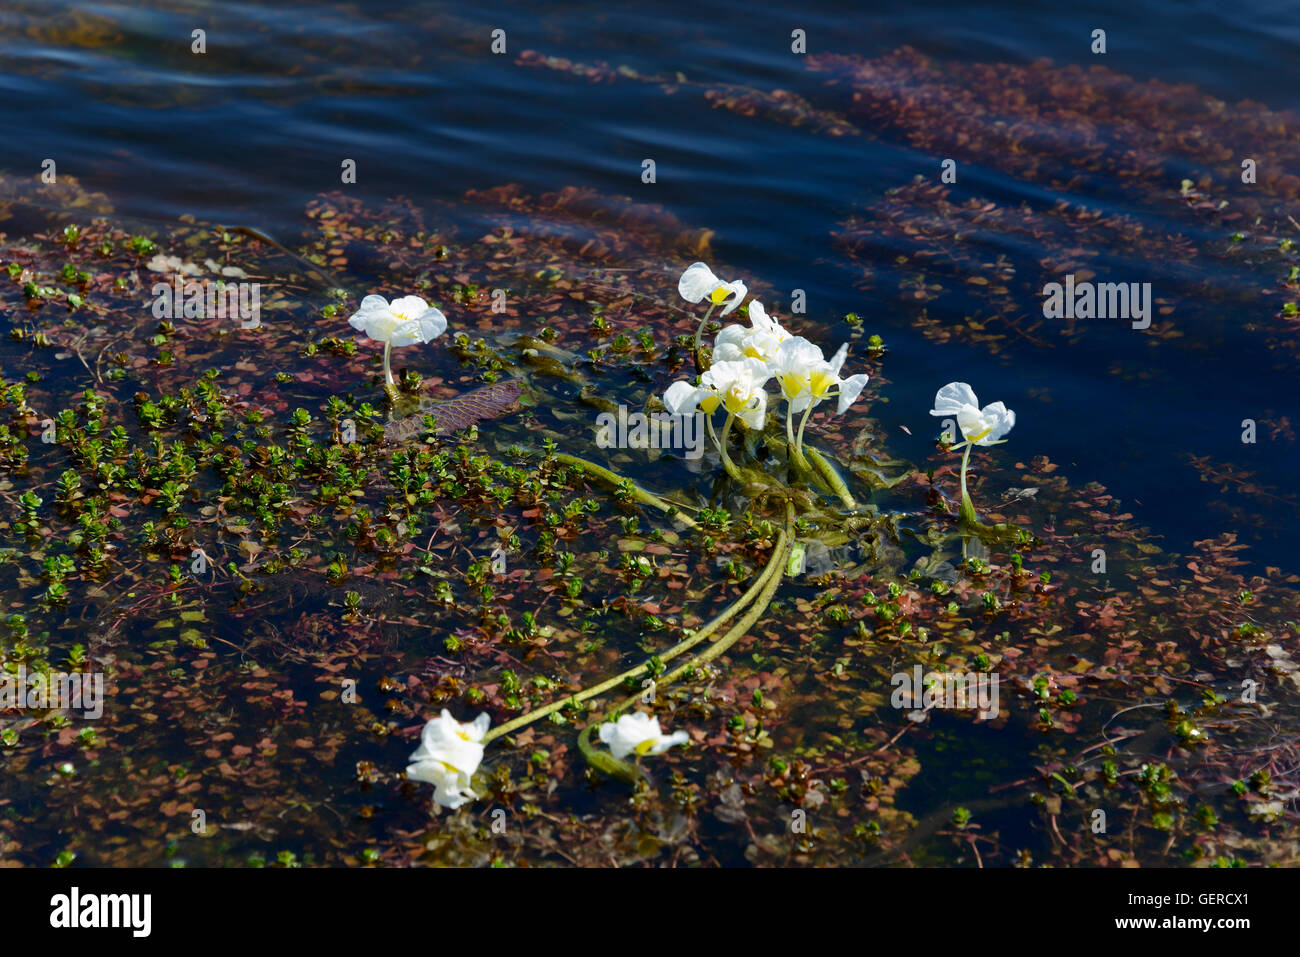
[383,379,525,443]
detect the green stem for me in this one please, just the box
[782,406,856,506]
[483,518,788,745]
[654,504,792,689]
[551,453,700,531]
[382,340,398,400]
[578,720,640,784]
[805,445,857,510]
[693,303,717,374]
[794,403,814,461]
[578,506,794,780]
[958,442,978,525]
[785,403,814,474]
[717,413,744,483]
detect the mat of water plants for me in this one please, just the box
[1,17,1299,870]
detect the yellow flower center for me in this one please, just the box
[709,286,730,304]
[780,373,807,399]
[809,369,836,398]
[723,385,750,415]
[634,739,655,755]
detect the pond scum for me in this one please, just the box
[0,50,1299,867]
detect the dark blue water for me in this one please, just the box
[3,0,1299,567]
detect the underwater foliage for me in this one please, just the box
[1,44,1298,866]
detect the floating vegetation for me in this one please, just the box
[3,32,1300,862]
[521,45,1300,368]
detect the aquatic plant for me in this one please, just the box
[597,712,689,760]
[400,262,884,796]
[929,382,1015,526]
[670,268,870,507]
[664,356,770,482]
[347,294,447,399]
[4,172,1297,868]
[713,300,791,364]
[772,336,870,484]
[678,261,747,365]
[405,710,490,809]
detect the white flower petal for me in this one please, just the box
[348,295,448,348]
[407,710,487,790]
[827,342,850,377]
[837,373,870,414]
[737,391,767,430]
[663,380,709,415]
[598,712,689,760]
[678,263,746,314]
[417,306,448,340]
[716,279,747,315]
[930,382,980,417]
[678,262,721,303]
[645,730,690,755]
[389,295,429,317]
[713,324,748,362]
[775,336,825,370]
[956,406,987,438]
[407,759,476,809]
[747,300,772,331]
[975,402,1016,444]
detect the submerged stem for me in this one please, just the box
[577,504,794,779]
[781,404,858,507]
[805,445,857,510]
[551,453,700,531]
[484,516,788,744]
[655,507,791,688]
[577,720,640,784]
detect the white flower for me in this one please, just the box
[772,337,821,411]
[772,338,870,415]
[929,382,1015,446]
[663,357,771,430]
[406,709,490,809]
[663,378,718,416]
[678,262,747,316]
[348,294,447,346]
[598,712,690,760]
[713,301,792,364]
